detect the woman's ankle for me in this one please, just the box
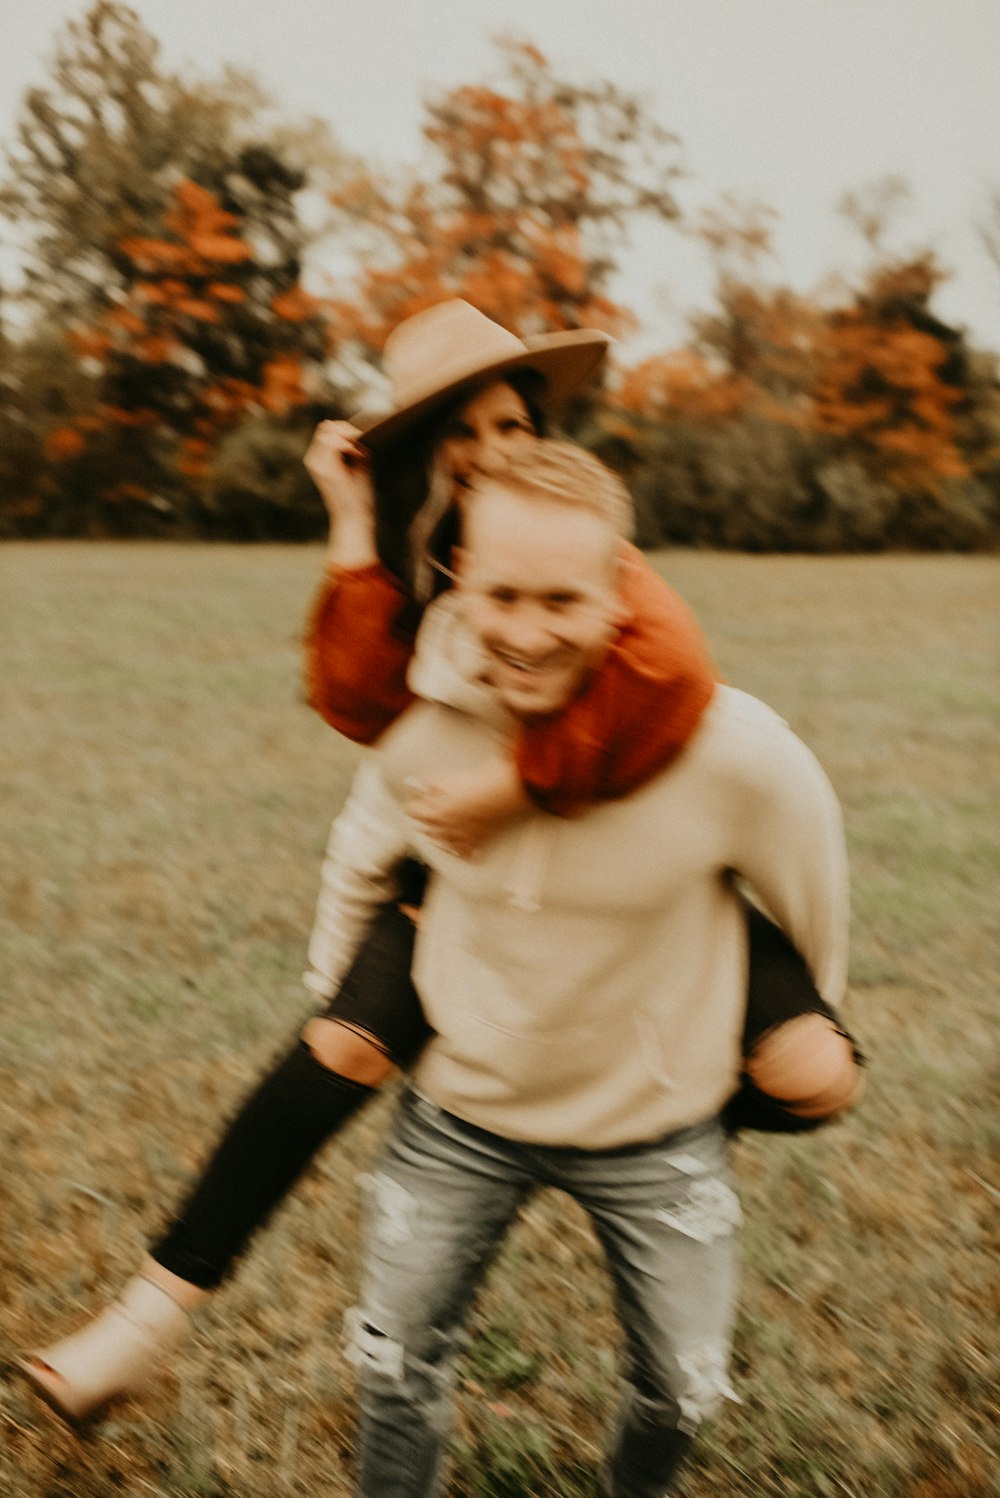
[139,1255,209,1313]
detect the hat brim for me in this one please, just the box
[352,329,611,450]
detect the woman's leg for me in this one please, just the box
[147,1038,383,1289]
[151,885,429,1286]
[20,899,430,1422]
[726,901,863,1134]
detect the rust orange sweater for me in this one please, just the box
[303,546,718,816]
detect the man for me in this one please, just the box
[307,441,850,1497]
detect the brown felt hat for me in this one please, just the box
[352,300,612,448]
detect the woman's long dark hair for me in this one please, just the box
[370,368,548,600]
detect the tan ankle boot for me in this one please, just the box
[17,1274,191,1425]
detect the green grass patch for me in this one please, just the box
[1,543,997,1496]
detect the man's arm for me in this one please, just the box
[729,709,850,1008]
[304,756,414,1000]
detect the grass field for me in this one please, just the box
[1,542,997,1498]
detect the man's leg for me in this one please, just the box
[349,1091,533,1498]
[557,1117,741,1498]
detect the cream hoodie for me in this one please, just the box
[305,596,849,1149]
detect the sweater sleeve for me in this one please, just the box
[517,544,718,815]
[730,712,850,1008]
[304,756,413,1000]
[303,562,418,744]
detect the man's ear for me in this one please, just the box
[607,592,630,629]
[607,555,631,628]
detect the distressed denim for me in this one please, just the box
[348,1088,741,1498]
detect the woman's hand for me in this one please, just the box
[304,420,379,568]
[405,759,530,860]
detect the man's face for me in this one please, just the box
[456,481,624,720]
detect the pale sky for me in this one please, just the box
[3,0,999,357]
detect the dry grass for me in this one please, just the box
[1,542,997,1497]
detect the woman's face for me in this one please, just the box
[435,381,537,501]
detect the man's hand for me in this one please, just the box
[406,759,530,860]
[304,420,379,568]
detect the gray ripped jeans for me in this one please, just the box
[348,1088,741,1497]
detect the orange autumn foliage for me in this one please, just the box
[328,212,632,354]
[174,298,221,322]
[208,283,246,304]
[136,335,177,362]
[68,327,115,361]
[260,353,306,415]
[56,175,325,488]
[614,351,752,422]
[326,38,680,358]
[121,180,251,276]
[271,287,320,322]
[690,280,823,424]
[103,482,151,503]
[615,244,970,501]
[200,378,260,417]
[813,313,968,482]
[102,406,159,428]
[178,438,213,478]
[45,427,88,462]
[87,178,258,372]
[105,307,146,335]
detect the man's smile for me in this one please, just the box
[492,647,560,673]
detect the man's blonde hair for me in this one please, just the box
[471,440,634,539]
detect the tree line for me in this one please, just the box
[2,2,998,548]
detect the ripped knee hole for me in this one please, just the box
[345,1307,405,1380]
[746,1012,862,1116]
[301,1017,395,1086]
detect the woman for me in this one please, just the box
[19,302,861,1425]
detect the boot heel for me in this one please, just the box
[17,1276,190,1426]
